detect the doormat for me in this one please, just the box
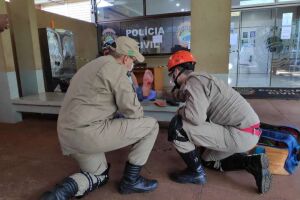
[233,87,300,99]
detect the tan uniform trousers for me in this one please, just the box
[173,121,259,161]
[71,117,159,175]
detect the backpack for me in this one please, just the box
[256,123,300,175]
[260,123,300,143]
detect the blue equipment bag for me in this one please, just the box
[261,123,300,143]
[259,123,300,174]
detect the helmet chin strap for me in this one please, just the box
[171,68,186,93]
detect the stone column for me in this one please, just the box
[9,0,45,95]
[191,0,231,73]
[0,0,22,123]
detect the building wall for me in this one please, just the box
[36,10,98,68]
[145,0,231,87]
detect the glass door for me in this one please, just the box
[229,12,241,86]
[271,6,300,87]
[236,8,275,87]
[229,12,240,75]
[239,9,274,74]
[230,4,300,88]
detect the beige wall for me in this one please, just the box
[0,25,15,72]
[191,0,231,73]
[0,2,15,72]
[0,30,15,72]
[145,55,169,68]
[36,10,98,68]
[144,55,170,88]
[8,0,42,71]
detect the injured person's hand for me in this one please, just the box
[154,99,167,107]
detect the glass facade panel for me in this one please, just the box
[278,0,300,3]
[271,6,300,86]
[229,12,240,77]
[96,0,143,22]
[232,0,300,8]
[239,9,274,75]
[232,0,275,7]
[229,9,274,85]
[229,5,300,87]
[146,0,191,15]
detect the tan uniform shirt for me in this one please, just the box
[176,72,259,129]
[57,56,143,155]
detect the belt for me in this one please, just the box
[240,123,262,137]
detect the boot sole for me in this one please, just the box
[260,154,269,169]
[259,169,272,194]
[173,179,206,185]
[257,154,272,193]
[247,154,272,194]
[118,185,157,194]
[170,175,206,185]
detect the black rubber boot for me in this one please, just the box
[119,162,158,194]
[40,177,78,200]
[205,153,272,194]
[170,149,207,185]
[244,154,272,194]
[76,164,110,199]
[41,164,110,200]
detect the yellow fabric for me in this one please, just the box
[263,146,289,175]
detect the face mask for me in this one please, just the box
[128,75,133,85]
[171,69,185,92]
[169,78,175,87]
[127,71,134,85]
[129,63,134,72]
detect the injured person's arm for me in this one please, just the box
[133,69,157,101]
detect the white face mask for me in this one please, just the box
[169,78,175,86]
[169,71,176,86]
[129,63,134,72]
[128,75,133,85]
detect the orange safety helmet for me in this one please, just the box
[167,50,196,72]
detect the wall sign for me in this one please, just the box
[281,13,293,40]
[99,16,191,55]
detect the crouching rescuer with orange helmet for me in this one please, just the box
[166,50,272,194]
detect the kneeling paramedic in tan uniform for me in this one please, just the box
[41,36,159,200]
[166,50,272,194]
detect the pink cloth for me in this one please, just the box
[240,123,261,136]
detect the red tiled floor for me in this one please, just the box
[0,99,300,200]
